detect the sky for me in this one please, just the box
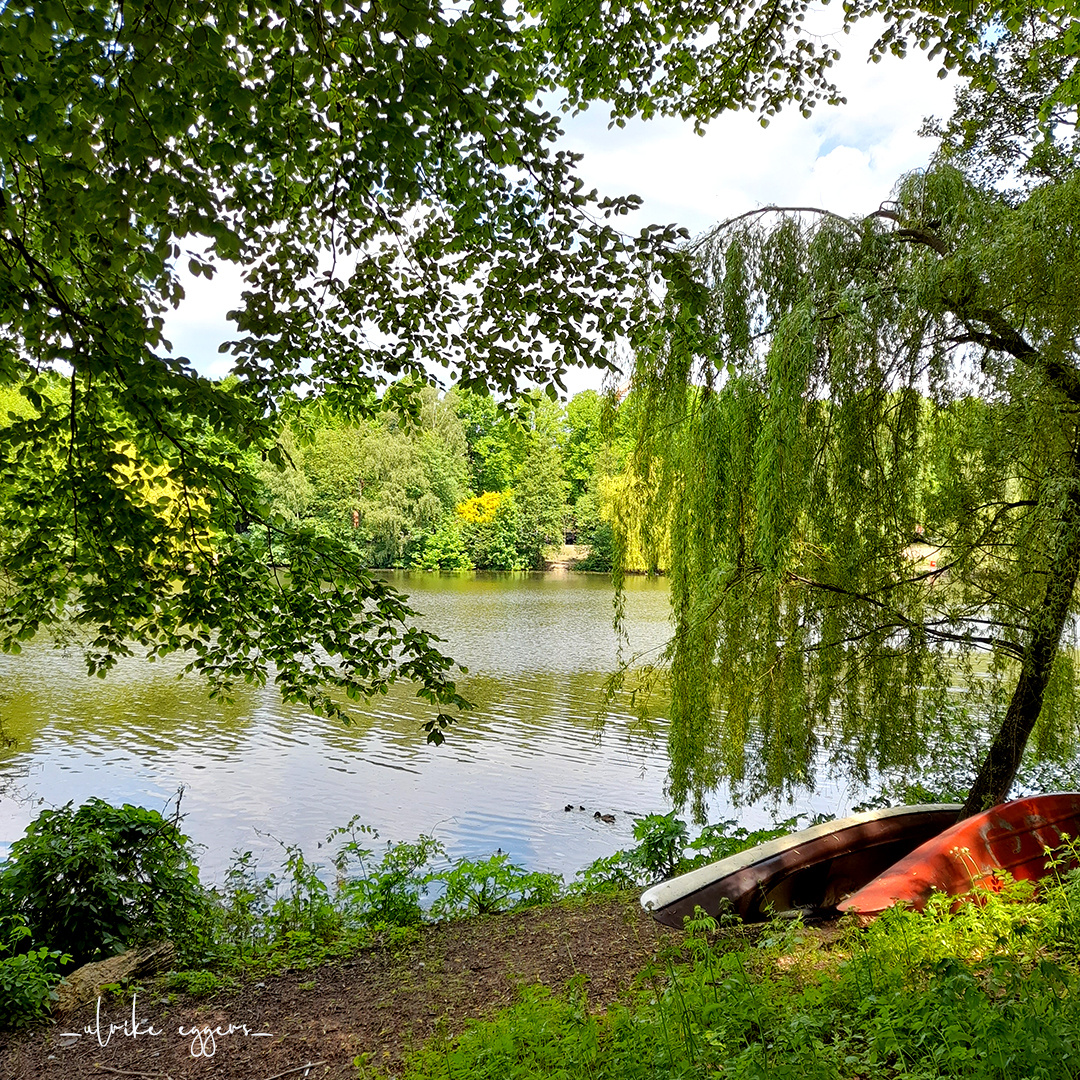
[163,16,960,395]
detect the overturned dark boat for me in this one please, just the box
[641,803,962,927]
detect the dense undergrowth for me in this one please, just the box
[0,797,798,1027]
[3,796,1080,1080]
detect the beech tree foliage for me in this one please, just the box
[536,0,1080,129]
[0,0,685,732]
[623,17,1080,817]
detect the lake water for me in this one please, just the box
[0,572,890,883]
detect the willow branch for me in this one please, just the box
[785,572,1027,659]
[693,204,862,250]
[873,207,1080,405]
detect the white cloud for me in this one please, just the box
[558,18,958,236]
[164,260,246,380]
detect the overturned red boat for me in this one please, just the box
[843,791,1080,920]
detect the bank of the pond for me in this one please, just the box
[6,870,1080,1080]
[0,893,675,1080]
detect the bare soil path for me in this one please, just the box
[1,896,678,1080]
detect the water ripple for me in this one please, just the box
[0,573,858,883]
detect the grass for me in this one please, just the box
[373,849,1080,1080]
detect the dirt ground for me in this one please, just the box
[0,896,679,1080]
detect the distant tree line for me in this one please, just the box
[249,385,637,573]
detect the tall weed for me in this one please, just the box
[573,812,807,891]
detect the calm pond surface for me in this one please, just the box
[0,572,872,883]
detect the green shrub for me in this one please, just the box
[414,521,472,571]
[429,853,563,918]
[573,813,806,891]
[571,851,640,895]
[0,798,210,965]
[575,521,616,572]
[336,833,446,927]
[0,915,70,1029]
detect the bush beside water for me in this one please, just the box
[1,797,1080,1080]
[0,798,206,967]
[0,802,797,1025]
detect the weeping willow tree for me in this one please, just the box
[625,160,1080,820]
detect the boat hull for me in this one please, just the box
[640,804,962,927]
[843,792,1080,920]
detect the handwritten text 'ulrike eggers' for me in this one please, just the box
[59,994,274,1058]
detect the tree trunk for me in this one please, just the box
[960,456,1080,818]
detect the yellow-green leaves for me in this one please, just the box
[623,160,1080,813]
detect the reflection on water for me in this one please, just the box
[0,572,865,881]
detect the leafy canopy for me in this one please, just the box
[0,0,684,726]
[532,0,1080,130]
[625,151,1080,817]
[3,0,1074,736]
